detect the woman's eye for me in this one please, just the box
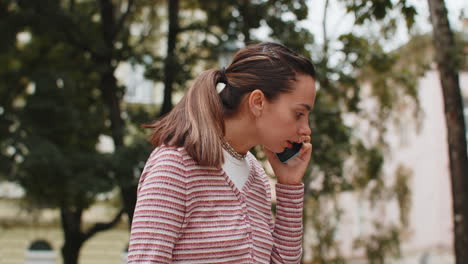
[296,112,304,119]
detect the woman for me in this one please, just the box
[128,42,317,264]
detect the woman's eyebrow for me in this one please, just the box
[298,103,312,111]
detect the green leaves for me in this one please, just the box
[18,139,113,209]
[398,0,417,29]
[0,1,112,211]
[342,0,417,29]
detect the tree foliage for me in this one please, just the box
[0,1,153,263]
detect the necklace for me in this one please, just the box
[221,138,247,160]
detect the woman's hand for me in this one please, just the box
[264,136,312,185]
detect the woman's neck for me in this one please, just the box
[223,114,257,155]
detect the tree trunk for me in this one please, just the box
[121,184,137,223]
[239,0,252,44]
[160,0,180,116]
[60,208,84,264]
[100,67,137,225]
[98,0,137,226]
[99,0,124,147]
[60,206,124,264]
[61,239,81,264]
[61,236,82,264]
[427,0,468,263]
[101,68,125,147]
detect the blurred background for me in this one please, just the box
[0,0,467,264]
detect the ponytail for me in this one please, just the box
[145,69,226,168]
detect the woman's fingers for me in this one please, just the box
[298,142,312,161]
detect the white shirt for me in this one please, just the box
[222,149,250,190]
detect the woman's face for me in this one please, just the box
[253,74,316,153]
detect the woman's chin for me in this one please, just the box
[264,145,285,154]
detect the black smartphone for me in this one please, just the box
[276,142,303,163]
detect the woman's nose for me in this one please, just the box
[299,122,311,137]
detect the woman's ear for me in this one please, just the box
[248,89,265,117]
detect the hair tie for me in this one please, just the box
[217,67,227,93]
[216,82,226,93]
[220,67,227,81]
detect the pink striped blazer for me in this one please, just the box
[128,145,304,264]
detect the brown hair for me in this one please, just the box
[145,42,316,168]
